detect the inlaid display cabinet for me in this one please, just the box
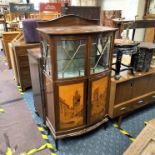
[37,15,117,141]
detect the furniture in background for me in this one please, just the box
[30,12,60,20]
[131,42,155,72]
[28,48,45,123]
[112,18,155,40]
[144,0,155,42]
[0,13,7,32]
[112,39,139,80]
[100,10,121,38]
[9,41,39,91]
[124,119,155,155]
[37,15,117,147]
[22,19,40,43]
[3,3,36,31]
[2,31,20,68]
[0,5,9,32]
[9,18,42,90]
[38,2,61,20]
[100,10,122,27]
[62,6,101,20]
[38,12,60,20]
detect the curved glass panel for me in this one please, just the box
[90,34,111,74]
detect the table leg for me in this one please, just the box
[115,51,123,80]
[55,139,59,151]
[118,115,123,128]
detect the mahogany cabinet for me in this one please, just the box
[109,69,155,118]
[28,48,45,122]
[37,15,117,139]
[124,119,155,155]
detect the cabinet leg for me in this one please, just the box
[103,122,108,130]
[118,115,123,128]
[55,139,59,151]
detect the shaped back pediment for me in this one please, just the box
[37,14,99,28]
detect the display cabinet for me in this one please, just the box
[37,15,117,140]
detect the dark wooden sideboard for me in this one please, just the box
[109,68,155,119]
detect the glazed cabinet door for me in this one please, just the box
[90,32,112,75]
[56,79,86,131]
[88,74,110,124]
[56,36,87,79]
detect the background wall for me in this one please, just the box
[0,0,21,4]
[1,0,147,41]
[71,0,101,6]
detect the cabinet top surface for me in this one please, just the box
[11,41,39,47]
[28,48,41,59]
[37,26,117,35]
[111,68,155,83]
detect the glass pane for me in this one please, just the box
[41,40,52,76]
[57,39,86,79]
[90,34,111,74]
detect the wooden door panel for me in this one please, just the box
[132,75,152,98]
[89,76,109,124]
[150,74,155,92]
[58,81,86,130]
[115,80,133,105]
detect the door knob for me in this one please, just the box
[120,107,126,111]
[152,95,155,98]
[138,100,144,104]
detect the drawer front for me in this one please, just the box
[113,98,146,117]
[144,93,155,104]
[113,93,155,117]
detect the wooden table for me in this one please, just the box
[124,119,155,155]
[113,18,155,39]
